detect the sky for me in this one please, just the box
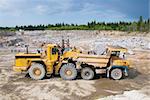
[0,0,149,27]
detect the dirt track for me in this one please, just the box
[0,30,150,100]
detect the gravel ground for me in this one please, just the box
[0,30,150,100]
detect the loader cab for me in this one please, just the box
[46,44,59,61]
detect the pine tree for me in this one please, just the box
[137,16,143,31]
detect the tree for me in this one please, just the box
[137,16,143,31]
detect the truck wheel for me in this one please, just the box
[81,67,95,80]
[60,63,77,80]
[110,68,122,80]
[29,63,46,80]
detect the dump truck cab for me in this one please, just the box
[106,45,129,67]
[104,45,129,79]
[106,45,127,57]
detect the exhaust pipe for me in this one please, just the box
[25,45,29,54]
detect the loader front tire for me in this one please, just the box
[29,63,46,80]
[60,63,77,80]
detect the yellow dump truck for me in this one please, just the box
[13,44,129,80]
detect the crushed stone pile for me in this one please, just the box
[99,86,150,100]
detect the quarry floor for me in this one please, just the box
[0,30,150,100]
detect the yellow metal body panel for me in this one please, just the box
[75,54,110,67]
[14,44,59,74]
[113,60,130,67]
[15,58,28,68]
[107,45,128,52]
[78,54,110,59]
[44,60,54,74]
[46,44,58,61]
[63,51,78,59]
[14,53,42,72]
[55,62,63,74]
[16,53,41,56]
[77,58,109,63]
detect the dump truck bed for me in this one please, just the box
[76,54,110,68]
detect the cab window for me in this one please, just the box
[111,51,120,57]
[52,46,58,55]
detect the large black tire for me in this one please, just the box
[81,67,95,80]
[29,63,46,80]
[110,68,123,80]
[60,63,77,80]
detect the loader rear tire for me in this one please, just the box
[81,67,95,80]
[60,63,77,80]
[29,63,46,80]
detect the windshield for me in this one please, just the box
[111,51,120,57]
[110,51,126,59]
[52,46,58,55]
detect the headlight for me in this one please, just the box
[123,62,128,66]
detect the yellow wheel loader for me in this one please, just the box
[13,43,129,80]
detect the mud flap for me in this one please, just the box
[124,68,128,76]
